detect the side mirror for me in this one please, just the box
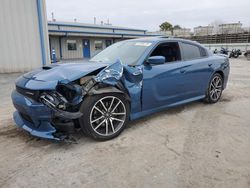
[147,56,165,65]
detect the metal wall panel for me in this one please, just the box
[47,22,150,39]
[49,36,121,60]
[114,29,145,35]
[61,37,83,59]
[0,0,49,73]
[59,26,112,33]
[90,38,105,57]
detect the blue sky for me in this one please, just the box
[46,0,250,31]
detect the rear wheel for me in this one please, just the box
[205,73,223,103]
[79,93,129,140]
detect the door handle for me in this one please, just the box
[208,63,212,67]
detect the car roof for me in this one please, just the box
[128,37,204,47]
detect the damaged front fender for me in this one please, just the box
[94,59,143,114]
[94,60,123,86]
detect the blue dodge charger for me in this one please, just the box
[11,37,230,141]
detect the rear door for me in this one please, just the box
[179,42,213,96]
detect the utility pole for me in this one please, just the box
[207,26,209,43]
[51,12,56,22]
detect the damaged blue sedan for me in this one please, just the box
[11,37,230,141]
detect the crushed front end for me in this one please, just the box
[12,89,60,140]
[11,65,96,140]
[11,78,84,140]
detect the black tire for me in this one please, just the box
[79,93,130,141]
[204,73,223,104]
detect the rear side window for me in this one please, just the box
[181,42,206,60]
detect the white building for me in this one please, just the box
[0,0,50,73]
[173,28,192,37]
[48,21,155,60]
[218,22,244,34]
[148,30,172,36]
[194,26,214,36]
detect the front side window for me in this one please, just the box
[67,40,77,51]
[181,42,203,60]
[150,42,181,63]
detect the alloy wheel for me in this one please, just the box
[90,96,126,136]
[209,75,222,101]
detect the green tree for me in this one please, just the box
[159,21,173,31]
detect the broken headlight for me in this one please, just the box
[40,91,67,110]
[40,83,83,111]
[56,83,82,103]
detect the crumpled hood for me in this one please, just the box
[18,61,109,90]
[24,62,109,81]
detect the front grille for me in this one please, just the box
[16,86,40,101]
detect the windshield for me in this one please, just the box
[90,41,152,65]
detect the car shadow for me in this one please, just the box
[3,95,232,148]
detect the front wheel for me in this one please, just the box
[205,73,223,103]
[79,93,129,141]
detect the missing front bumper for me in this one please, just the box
[13,111,61,140]
[12,90,76,141]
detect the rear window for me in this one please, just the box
[181,42,206,60]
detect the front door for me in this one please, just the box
[83,39,90,58]
[142,61,188,111]
[142,42,186,110]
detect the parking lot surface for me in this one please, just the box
[0,58,250,188]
